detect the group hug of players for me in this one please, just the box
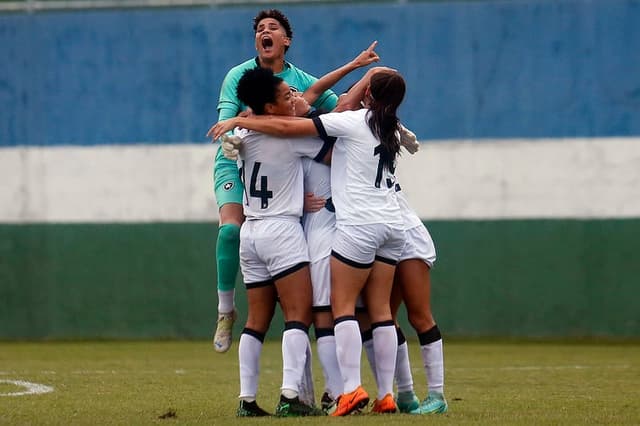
[206,9,448,417]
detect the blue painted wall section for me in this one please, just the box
[1,0,639,146]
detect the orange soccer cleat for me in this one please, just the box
[330,386,370,416]
[371,393,397,414]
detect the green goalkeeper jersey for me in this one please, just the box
[217,57,338,123]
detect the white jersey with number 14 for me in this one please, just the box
[234,128,328,220]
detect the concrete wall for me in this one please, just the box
[1,0,639,339]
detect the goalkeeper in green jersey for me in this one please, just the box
[212,9,338,353]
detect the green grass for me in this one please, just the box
[1,340,639,425]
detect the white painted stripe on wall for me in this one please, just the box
[0,144,219,223]
[396,137,640,220]
[1,138,638,223]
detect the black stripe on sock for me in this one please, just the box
[284,321,309,334]
[334,315,357,326]
[242,327,265,343]
[418,325,442,345]
[371,320,395,330]
[396,327,407,345]
[314,327,334,339]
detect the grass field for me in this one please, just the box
[1,340,639,425]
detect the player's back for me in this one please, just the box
[313,109,403,226]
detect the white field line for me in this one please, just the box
[0,379,54,396]
[0,364,633,377]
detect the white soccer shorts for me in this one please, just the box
[398,224,437,268]
[332,223,406,266]
[240,218,310,284]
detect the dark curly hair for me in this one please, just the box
[253,9,293,53]
[236,68,283,115]
[366,71,406,173]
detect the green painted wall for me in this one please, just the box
[429,219,640,338]
[1,220,638,340]
[0,223,220,339]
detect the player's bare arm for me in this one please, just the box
[303,41,380,106]
[208,115,316,140]
[335,65,397,112]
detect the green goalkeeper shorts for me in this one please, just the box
[213,145,244,208]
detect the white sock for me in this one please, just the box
[421,339,444,394]
[362,336,378,389]
[395,341,414,393]
[281,328,309,396]
[217,289,235,314]
[317,335,343,398]
[372,324,397,399]
[238,332,262,399]
[334,320,362,394]
[281,388,298,399]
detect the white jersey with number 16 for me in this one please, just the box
[312,109,403,226]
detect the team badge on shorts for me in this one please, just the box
[223,182,234,191]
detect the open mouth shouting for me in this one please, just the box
[261,36,274,52]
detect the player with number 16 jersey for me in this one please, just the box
[313,108,403,228]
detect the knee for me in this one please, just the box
[313,311,334,329]
[408,311,435,332]
[245,301,275,333]
[245,315,272,335]
[283,309,312,327]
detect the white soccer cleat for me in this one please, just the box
[213,310,236,353]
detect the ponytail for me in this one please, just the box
[366,72,406,171]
